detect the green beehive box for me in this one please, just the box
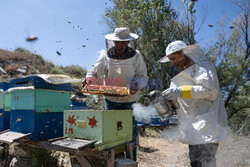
[64,110,132,150]
[10,87,70,112]
[4,93,11,112]
[0,90,4,109]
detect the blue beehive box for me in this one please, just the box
[0,82,10,131]
[70,100,87,110]
[10,76,73,91]
[10,110,64,141]
[8,76,72,141]
[137,115,169,127]
[0,82,9,91]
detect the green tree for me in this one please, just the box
[105,0,197,93]
[205,0,249,135]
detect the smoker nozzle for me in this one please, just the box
[145,90,161,102]
[146,90,179,118]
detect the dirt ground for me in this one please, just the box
[137,130,190,167]
[56,128,249,167]
[5,128,249,167]
[136,128,250,167]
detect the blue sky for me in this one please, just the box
[0,0,240,70]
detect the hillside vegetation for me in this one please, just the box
[0,48,87,84]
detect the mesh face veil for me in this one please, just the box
[105,39,137,51]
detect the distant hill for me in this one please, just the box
[0,48,87,83]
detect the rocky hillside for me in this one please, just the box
[0,48,87,83]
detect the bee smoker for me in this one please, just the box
[146,90,179,118]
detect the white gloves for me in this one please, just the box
[162,87,182,100]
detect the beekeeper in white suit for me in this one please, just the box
[82,27,148,161]
[159,40,227,167]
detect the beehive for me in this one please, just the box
[10,87,70,112]
[7,76,72,141]
[70,101,87,110]
[64,109,132,150]
[9,87,70,140]
[10,76,72,91]
[0,89,5,131]
[0,82,10,131]
[3,92,11,112]
[0,89,4,110]
[0,82,9,110]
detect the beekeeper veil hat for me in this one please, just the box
[159,40,203,63]
[105,27,139,50]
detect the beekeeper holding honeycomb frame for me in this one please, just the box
[82,27,148,161]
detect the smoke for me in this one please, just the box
[132,103,203,143]
[161,119,204,143]
[132,103,183,143]
[161,126,183,143]
[132,103,183,142]
[132,103,158,124]
[132,104,250,167]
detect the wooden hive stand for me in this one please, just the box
[48,137,137,167]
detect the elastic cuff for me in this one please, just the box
[181,85,192,99]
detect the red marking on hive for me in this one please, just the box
[87,116,98,128]
[65,126,74,135]
[67,114,76,126]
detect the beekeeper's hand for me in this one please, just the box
[82,78,87,88]
[82,77,96,88]
[130,82,139,95]
[162,87,181,100]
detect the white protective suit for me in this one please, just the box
[86,49,148,103]
[167,46,227,145]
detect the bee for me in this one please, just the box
[26,35,38,42]
[56,51,61,56]
[152,39,159,42]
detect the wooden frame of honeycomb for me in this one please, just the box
[81,84,130,96]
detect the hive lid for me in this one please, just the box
[28,74,81,84]
[0,130,31,144]
[50,137,96,151]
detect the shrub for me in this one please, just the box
[31,149,59,167]
[50,66,65,74]
[63,65,87,78]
